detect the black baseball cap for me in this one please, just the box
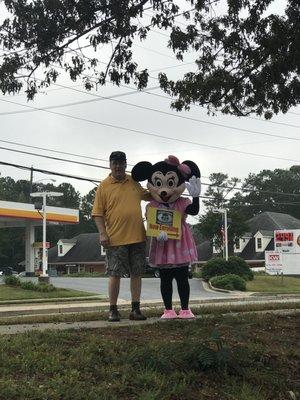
[109,151,127,162]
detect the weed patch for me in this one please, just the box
[0,313,298,400]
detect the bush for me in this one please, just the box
[35,283,56,292]
[228,256,254,281]
[210,274,246,291]
[202,256,253,281]
[202,258,229,281]
[4,275,20,286]
[20,281,36,291]
[4,275,58,292]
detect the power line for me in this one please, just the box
[0,160,101,183]
[0,145,110,170]
[247,116,300,129]
[2,76,299,142]
[1,96,300,163]
[1,156,299,198]
[3,50,299,134]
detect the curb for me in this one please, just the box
[0,308,299,335]
[0,295,299,318]
[0,295,107,306]
[205,280,254,295]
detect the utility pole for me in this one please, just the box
[28,166,33,202]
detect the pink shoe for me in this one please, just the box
[178,309,195,319]
[160,309,178,319]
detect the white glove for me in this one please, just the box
[157,231,168,241]
[185,176,201,197]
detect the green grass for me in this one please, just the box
[247,275,300,293]
[0,285,97,301]
[0,313,298,400]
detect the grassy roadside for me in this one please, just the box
[0,312,298,400]
[0,300,299,326]
[247,275,300,293]
[0,285,98,301]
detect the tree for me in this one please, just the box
[193,172,248,254]
[202,172,240,211]
[0,0,299,118]
[229,165,300,220]
[79,187,98,233]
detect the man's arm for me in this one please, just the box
[93,216,109,248]
[139,183,152,201]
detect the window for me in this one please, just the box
[89,267,94,273]
[235,240,240,250]
[59,245,63,254]
[257,238,262,249]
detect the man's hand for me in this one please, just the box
[157,231,168,241]
[185,176,201,197]
[100,232,109,248]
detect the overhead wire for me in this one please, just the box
[0,156,299,198]
[1,96,299,164]
[1,71,299,138]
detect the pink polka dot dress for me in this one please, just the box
[147,198,198,268]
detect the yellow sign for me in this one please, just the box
[146,207,182,239]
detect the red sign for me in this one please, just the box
[275,232,293,242]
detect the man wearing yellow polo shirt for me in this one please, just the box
[92,151,150,322]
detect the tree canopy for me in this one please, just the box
[193,172,249,254]
[0,0,299,118]
[229,165,300,220]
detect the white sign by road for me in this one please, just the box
[265,251,283,275]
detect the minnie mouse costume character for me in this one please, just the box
[132,155,201,319]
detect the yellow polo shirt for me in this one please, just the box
[92,174,150,246]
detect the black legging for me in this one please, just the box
[159,266,190,310]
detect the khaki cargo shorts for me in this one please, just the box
[106,242,146,277]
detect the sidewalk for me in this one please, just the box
[0,307,299,335]
[0,293,299,318]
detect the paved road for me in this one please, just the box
[49,277,232,301]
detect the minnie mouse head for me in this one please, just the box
[132,155,200,204]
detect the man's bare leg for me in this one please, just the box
[109,276,121,305]
[130,275,141,302]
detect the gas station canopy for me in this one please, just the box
[0,200,79,228]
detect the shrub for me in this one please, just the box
[228,256,254,281]
[201,258,229,281]
[210,274,246,291]
[20,281,36,291]
[4,275,20,286]
[35,283,56,292]
[202,256,253,281]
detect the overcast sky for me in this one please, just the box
[0,0,299,221]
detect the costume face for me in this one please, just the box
[131,156,200,204]
[147,170,186,203]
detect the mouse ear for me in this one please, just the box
[131,162,153,182]
[182,160,201,180]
